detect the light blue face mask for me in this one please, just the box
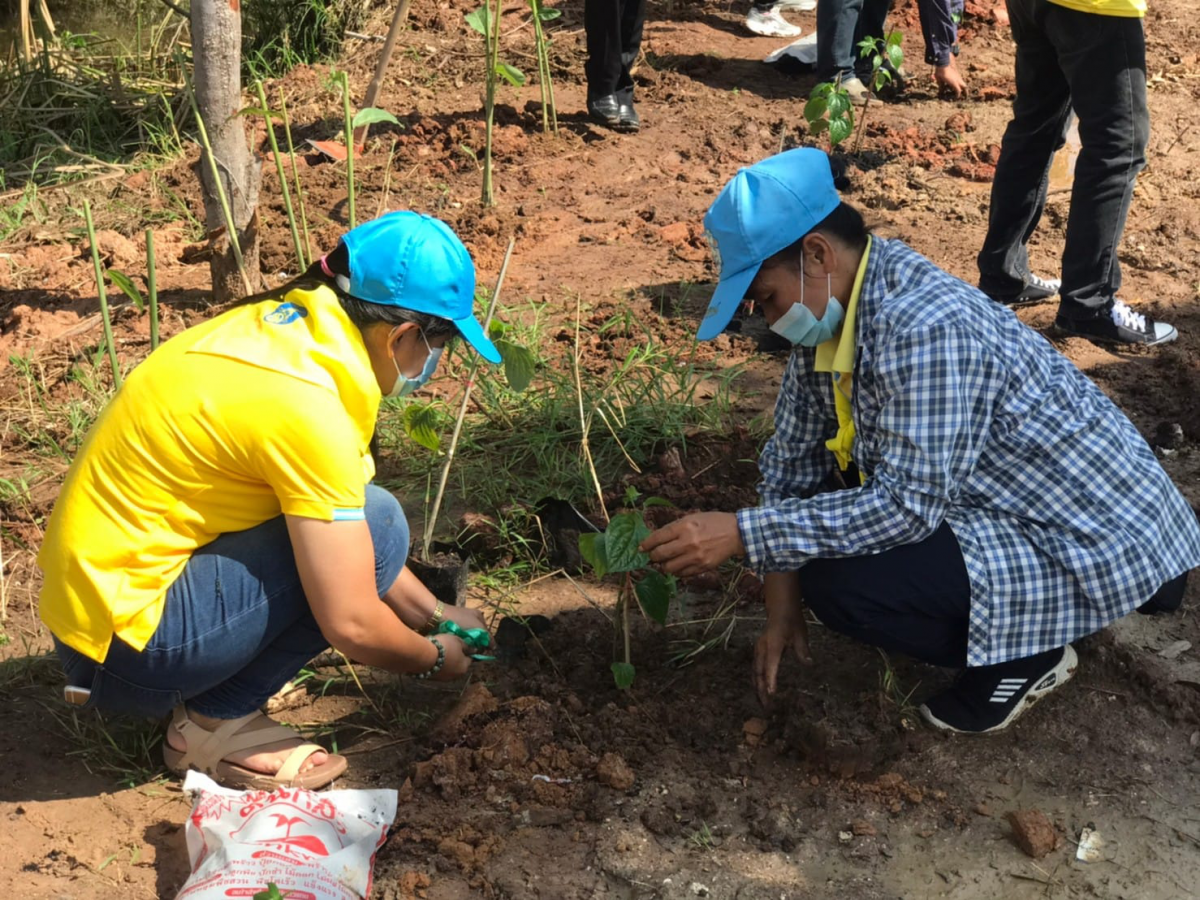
[768,259,844,347]
[389,329,443,398]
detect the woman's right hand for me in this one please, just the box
[432,634,473,681]
[753,572,812,707]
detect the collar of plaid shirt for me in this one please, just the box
[813,236,872,479]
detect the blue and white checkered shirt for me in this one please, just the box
[737,238,1200,666]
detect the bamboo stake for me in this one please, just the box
[180,58,253,296]
[82,200,123,389]
[574,292,609,524]
[145,228,159,351]
[255,80,305,272]
[422,237,516,557]
[278,88,312,267]
[353,0,412,148]
[341,70,356,228]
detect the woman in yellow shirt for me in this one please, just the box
[38,211,498,790]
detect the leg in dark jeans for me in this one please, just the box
[801,522,973,667]
[55,485,410,719]
[977,0,1072,302]
[818,0,892,82]
[852,0,894,81]
[585,0,646,105]
[1049,7,1148,317]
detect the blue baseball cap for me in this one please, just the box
[340,211,501,363]
[697,148,842,341]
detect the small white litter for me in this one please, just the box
[1076,825,1105,863]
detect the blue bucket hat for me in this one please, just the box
[340,211,501,363]
[697,148,842,341]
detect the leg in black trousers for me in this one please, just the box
[976,0,1072,303]
[816,0,892,84]
[978,0,1169,345]
[584,0,646,130]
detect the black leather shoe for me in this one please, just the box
[587,95,621,127]
[617,102,640,133]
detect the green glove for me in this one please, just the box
[435,620,495,661]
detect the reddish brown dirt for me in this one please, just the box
[3,0,1200,897]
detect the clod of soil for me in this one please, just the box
[1006,809,1060,859]
[430,683,499,743]
[596,752,636,791]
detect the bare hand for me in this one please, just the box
[934,60,967,99]
[444,603,487,633]
[432,635,472,681]
[753,613,812,707]
[640,512,744,578]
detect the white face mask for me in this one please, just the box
[388,328,442,398]
[768,255,844,347]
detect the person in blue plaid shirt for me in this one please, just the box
[641,148,1200,734]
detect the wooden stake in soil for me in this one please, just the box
[145,228,159,351]
[421,237,516,558]
[82,200,123,390]
[341,71,357,228]
[353,0,413,148]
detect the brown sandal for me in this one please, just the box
[163,706,348,790]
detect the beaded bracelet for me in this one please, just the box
[415,637,445,680]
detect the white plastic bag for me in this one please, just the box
[178,771,398,900]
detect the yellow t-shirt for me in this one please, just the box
[1047,0,1144,18]
[38,284,382,662]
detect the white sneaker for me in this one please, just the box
[746,7,803,37]
[778,0,817,9]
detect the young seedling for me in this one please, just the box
[465,1,526,206]
[578,489,678,690]
[803,79,854,150]
[527,0,559,134]
[853,31,904,151]
[253,885,290,900]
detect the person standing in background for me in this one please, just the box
[977,0,1177,345]
[816,0,893,104]
[585,0,647,132]
[917,0,967,96]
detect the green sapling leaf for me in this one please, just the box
[495,339,535,392]
[810,117,830,136]
[826,91,851,118]
[538,7,562,20]
[107,269,144,311]
[579,532,609,578]
[611,661,636,690]
[352,107,401,129]
[803,95,828,123]
[635,570,675,625]
[603,512,652,573]
[496,63,527,87]
[403,403,441,451]
[641,496,674,509]
[829,114,854,147]
[886,42,904,71]
[464,6,489,35]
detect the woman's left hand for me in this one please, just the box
[640,512,745,577]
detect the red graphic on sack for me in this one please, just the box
[229,801,349,860]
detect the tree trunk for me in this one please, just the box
[191,0,261,302]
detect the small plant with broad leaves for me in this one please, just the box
[803,80,854,150]
[578,488,678,690]
[857,31,904,94]
[398,317,535,452]
[465,1,527,205]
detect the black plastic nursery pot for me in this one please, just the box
[408,541,470,607]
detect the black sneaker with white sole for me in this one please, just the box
[988,273,1061,307]
[1055,299,1178,347]
[920,645,1078,734]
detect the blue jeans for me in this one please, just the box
[816,0,892,82]
[54,485,409,720]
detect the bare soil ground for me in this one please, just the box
[2,0,1200,897]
